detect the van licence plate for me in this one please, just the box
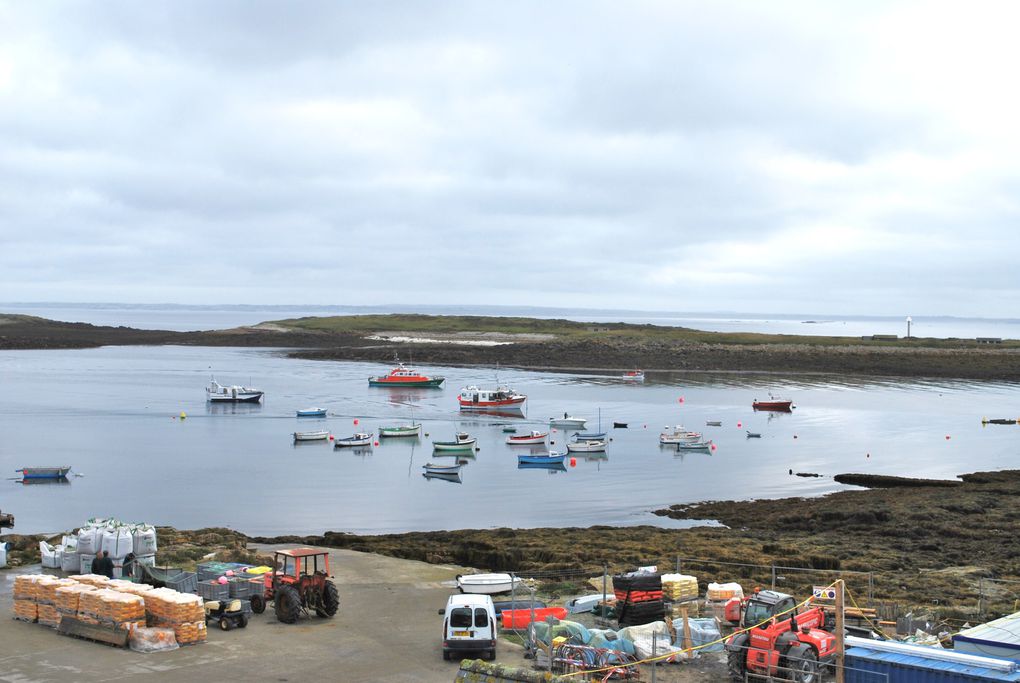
[453,630,471,637]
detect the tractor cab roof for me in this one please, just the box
[749,590,792,605]
[275,547,329,558]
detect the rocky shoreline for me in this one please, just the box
[4,470,1017,617]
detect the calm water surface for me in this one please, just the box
[1,346,1017,535]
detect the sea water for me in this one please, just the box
[1,345,1016,536]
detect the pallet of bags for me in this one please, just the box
[98,590,147,633]
[12,576,43,623]
[55,583,97,626]
[36,577,79,628]
[145,588,206,644]
[69,573,113,589]
[660,573,699,602]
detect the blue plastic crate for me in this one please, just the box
[197,579,230,601]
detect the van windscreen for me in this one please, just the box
[450,607,472,628]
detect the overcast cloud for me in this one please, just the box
[1,1,1018,315]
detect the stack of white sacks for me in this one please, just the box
[40,519,158,578]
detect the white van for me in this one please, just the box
[438,594,498,661]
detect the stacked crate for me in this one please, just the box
[145,587,206,644]
[36,577,78,628]
[613,571,665,627]
[12,575,42,622]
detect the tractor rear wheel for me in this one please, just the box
[250,595,266,614]
[316,581,340,618]
[727,650,746,681]
[275,585,302,624]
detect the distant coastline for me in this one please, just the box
[2,312,1020,380]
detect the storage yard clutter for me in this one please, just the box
[661,573,699,602]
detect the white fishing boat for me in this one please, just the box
[432,432,477,451]
[550,414,587,429]
[506,430,549,445]
[566,593,609,614]
[623,369,645,381]
[659,425,702,444]
[378,423,422,437]
[334,432,373,448]
[293,430,330,442]
[296,407,327,417]
[676,440,712,450]
[457,573,521,595]
[422,462,463,475]
[206,378,263,403]
[565,439,607,453]
[458,386,527,411]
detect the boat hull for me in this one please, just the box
[335,438,373,447]
[753,401,793,411]
[293,431,330,441]
[209,392,263,403]
[369,378,444,387]
[550,418,586,428]
[566,441,607,453]
[18,466,71,480]
[457,573,521,595]
[517,454,565,465]
[379,426,421,437]
[433,440,477,451]
[459,398,526,410]
[423,464,462,475]
[296,408,327,417]
[506,435,548,445]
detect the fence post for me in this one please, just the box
[868,572,874,604]
[602,563,608,612]
[771,564,776,590]
[978,578,984,618]
[676,554,680,574]
[651,632,657,683]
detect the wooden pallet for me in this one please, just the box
[57,616,128,647]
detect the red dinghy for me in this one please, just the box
[506,430,548,445]
[752,396,794,411]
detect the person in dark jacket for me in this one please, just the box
[99,550,115,579]
[122,552,136,579]
[90,552,103,575]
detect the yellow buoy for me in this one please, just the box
[180,411,187,420]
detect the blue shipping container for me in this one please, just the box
[846,646,1020,683]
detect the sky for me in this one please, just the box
[1,1,1019,315]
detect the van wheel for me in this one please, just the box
[442,650,451,661]
[487,649,496,660]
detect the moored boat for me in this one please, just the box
[296,407,327,417]
[379,423,422,437]
[457,573,521,594]
[572,431,606,440]
[565,440,607,453]
[422,471,462,484]
[458,385,526,411]
[752,396,794,411]
[17,466,71,480]
[506,430,548,445]
[432,432,477,451]
[517,451,565,465]
[550,415,586,429]
[676,439,713,450]
[369,362,444,388]
[422,462,463,475]
[206,378,263,403]
[705,420,722,427]
[502,426,518,433]
[659,426,702,444]
[293,430,330,442]
[334,432,373,448]
[746,431,762,438]
[623,369,645,381]
[613,422,628,429]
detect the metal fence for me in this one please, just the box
[674,557,875,603]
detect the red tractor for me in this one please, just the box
[250,548,340,624]
[724,590,836,682]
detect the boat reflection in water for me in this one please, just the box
[517,462,567,473]
[206,402,262,415]
[422,472,462,484]
[21,478,72,486]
